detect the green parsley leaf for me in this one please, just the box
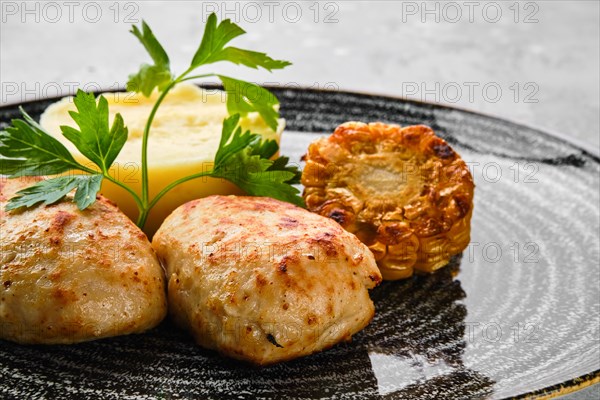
[213,48,292,71]
[5,174,103,211]
[2,15,300,221]
[210,115,304,207]
[0,108,84,177]
[60,90,128,173]
[131,21,170,67]
[192,13,244,66]
[247,138,301,185]
[191,13,291,71]
[248,137,279,159]
[213,113,255,168]
[127,64,173,97]
[218,76,280,131]
[127,21,173,96]
[266,155,302,185]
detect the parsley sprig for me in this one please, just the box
[0,13,303,229]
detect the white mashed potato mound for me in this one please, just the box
[40,83,285,236]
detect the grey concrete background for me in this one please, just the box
[0,1,599,398]
[1,1,599,152]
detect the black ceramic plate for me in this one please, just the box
[1,88,599,399]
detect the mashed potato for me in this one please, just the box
[40,84,284,236]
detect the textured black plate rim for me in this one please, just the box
[1,85,598,160]
[289,86,600,159]
[0,86,598,399]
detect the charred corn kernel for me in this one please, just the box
[368,242,387,261]
[378,260,414,281]
[301,122,475,280]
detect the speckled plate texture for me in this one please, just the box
[1,88,599,399]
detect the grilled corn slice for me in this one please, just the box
[302,122,474,280]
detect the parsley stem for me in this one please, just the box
[140,79,178,209]
[103,174,144,210]
[177,73,217,83]
[144,171,213,219]
[137,71,215,228]
[136,170,212,229]
[136,208,149,228]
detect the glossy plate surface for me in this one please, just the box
[1,88,599,399]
